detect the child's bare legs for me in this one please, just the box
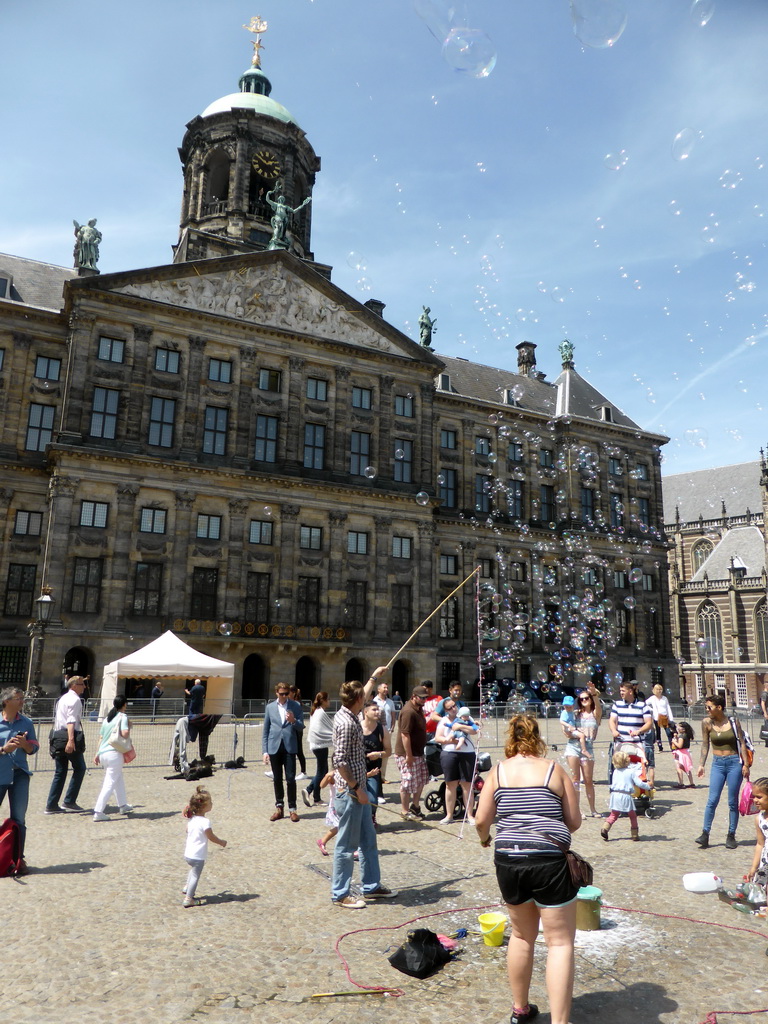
[453,733,466,751]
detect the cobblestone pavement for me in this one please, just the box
[10,733,768,1024]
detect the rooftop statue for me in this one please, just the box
[73,219,102,271]
[559,338,574,365]
[419,305,437,348]
[265,182,311,251]
[243,15,268,68]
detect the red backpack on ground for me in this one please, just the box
[0,818,22,877]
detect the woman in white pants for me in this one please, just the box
[93,695,133,821]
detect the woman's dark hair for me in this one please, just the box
[705,693,726,710]
[576,692,596,713]
[311,691,328,713]
[106,694,128,722]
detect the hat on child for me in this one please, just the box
[457,706,472,718]
[562,695,576,706]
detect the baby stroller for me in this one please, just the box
[616,739,657,820]
[423,741,491,819]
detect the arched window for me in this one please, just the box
[697,602,723,662]
[204,149,230,208]
[756,602,768,664]
[692,540,713,574]
[345,658,366,682]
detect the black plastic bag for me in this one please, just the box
[388,929,452,979]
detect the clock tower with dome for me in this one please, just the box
[174,17,320,264]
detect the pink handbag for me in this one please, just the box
[123,745,137,765]
[739,780,757,816]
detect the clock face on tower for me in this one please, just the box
[251,149,281,179]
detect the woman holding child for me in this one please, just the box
[560,691,601,817]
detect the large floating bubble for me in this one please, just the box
[690,0,715,27]
[363,465,377,479]
[442,27,497,78]
[671,128,701,161]
[346,251,367,271]
[570,0,628,49]
[415,491,431,506]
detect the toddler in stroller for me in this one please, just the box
[424,741,491,820]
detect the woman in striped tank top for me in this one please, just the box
[475,715,581,1024]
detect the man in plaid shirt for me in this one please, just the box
[331,667,398,908]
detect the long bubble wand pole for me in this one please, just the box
[384,566,480,670]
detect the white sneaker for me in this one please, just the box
[119,804,134,814]
[296,772,307,780]
[264,770,274,779]
[93,811,109,822]
[377,797,386,804]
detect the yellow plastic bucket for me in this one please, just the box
[478,912,507,946]
[575,886,602,931]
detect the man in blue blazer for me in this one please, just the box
[262,682,305,821]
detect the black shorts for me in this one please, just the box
[441,751,474,783]
[495,854,579,908]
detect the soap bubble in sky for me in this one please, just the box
[441,27,497,78]
[604,150,629,171]
[413,0,453,43]
[346,251,367,271]
[684,428,708,449]
[363,465,377,479]
[719,169,742,190]
[672,128,701,161]
[690,0,715,27]
[415,491,431,505]
[570,0,628,49]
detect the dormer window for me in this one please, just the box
[437,373,451,391]
[600,405,613,422]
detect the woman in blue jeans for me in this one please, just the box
[695,693,750,849]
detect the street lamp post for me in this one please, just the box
[25,586,54,696]
[696,635,708,701]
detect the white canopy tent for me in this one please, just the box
[100,630,235,716]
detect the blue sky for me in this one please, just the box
[3,0,768,476]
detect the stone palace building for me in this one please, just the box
[0,31,676,705]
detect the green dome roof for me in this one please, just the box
[200,91,298,126]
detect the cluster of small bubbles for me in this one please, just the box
[719,169,742,190]
[671,128,701,162]
[690,0,715,27]
[415,491,430,506]
[441,27,498,78]
[218,622,233,636]
[604,149,629,171]
[363,465,377,480]
[570,0,628,49]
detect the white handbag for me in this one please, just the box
[107,716,132,754]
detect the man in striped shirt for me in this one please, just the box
[609,681,653,744]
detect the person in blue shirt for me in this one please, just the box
[0,687,39,869]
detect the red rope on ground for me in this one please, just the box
[601,902,767,940]
[333,901,500,996]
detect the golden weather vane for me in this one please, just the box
[243,15,268,68]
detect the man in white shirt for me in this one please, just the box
[373,680,396,787]
[45,676,87,813]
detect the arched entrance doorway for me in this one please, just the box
[64,646,93,694]
[295,656,318,697]
[242,653,268,704]
[345,657,366,682]
[391,659,410,702]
